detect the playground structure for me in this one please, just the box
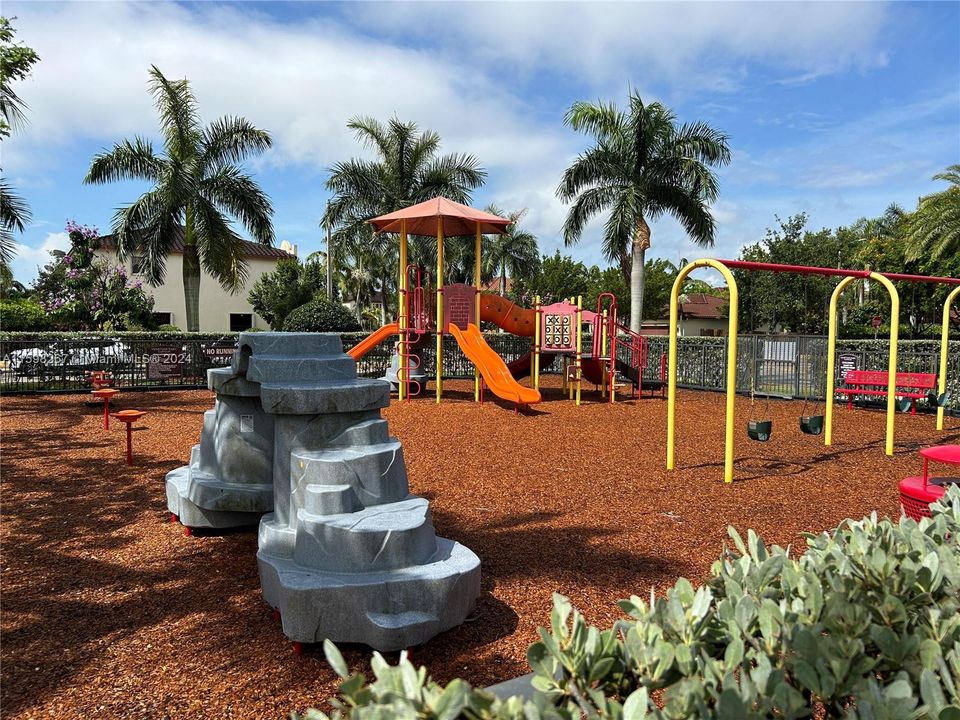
[666,258,960,482]
[166,331,480,651]
[347,197,649,410]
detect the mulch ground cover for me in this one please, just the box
[3,379,958,719]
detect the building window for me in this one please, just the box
[132,254,148,275]
[153,312,173,326]
[230,313,253,332]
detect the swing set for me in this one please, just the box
[666,259,960,483]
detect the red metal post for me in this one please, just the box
[125,422,133,465]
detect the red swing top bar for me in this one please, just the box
[714,260,960,285]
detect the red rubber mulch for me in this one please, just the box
[2,380,957,719]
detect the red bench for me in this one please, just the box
[839,370,937,415]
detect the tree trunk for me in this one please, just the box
[629,216,652,333]
[182,209,201,332]
[500,262,506,297]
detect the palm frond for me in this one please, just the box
[84,137,165,185]
[418,153,486,202]
[601,187,638,263]
[933,164,960,186]
[564,100,625,142]
[557,144,625,201]
[200,116,272,170]
[148,65,201,161]
[561,185,620,247]
[111,188,180,285]
[347,116,395,161]
[201,164,275,246]
[0,179,31,264]
[646,184,716,247]
[904,181,960,261]
[192,197,248,292]
[671,121,732,166]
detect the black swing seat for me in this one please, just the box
[927,390,952,408]
[747,420,773,442]
[799,415,824,435]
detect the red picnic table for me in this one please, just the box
[898,444,960,521]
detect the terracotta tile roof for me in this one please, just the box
[96,227,295,260]
[480,278,513,293]
[677,293,727,320]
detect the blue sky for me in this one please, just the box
[4,1,959,284]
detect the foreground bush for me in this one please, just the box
[0,298,49,330]
[283,298,361,333]
[298,487,960,719]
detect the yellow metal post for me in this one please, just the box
[938,286,960,431]
[600,309,608,399]
[398,220,407,402]
[436,219,444,404]
[534,295,541,391]
[474,221,481,402]
[825,277,856,447]
[826,274,899,455]
[869,273,900,456]
[576,296,583,406]
[666,259,739,483]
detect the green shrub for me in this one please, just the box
[283,298,360,333]
[156,323,180,332]
[302,487,960,720]
[0,299,50,330]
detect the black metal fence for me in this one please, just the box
[2,332,958,409]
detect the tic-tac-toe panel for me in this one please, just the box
[540,302,578,352]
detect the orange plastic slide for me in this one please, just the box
[448,323,541,406]
[347,322,399,360]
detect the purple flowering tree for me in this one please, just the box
[33,221,156,330]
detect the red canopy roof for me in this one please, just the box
[368,197,511,237]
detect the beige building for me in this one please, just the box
[95,230,295,332]
[641,293,730,337]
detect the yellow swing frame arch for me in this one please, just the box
[666,259,901,483]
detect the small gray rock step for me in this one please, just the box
[185,469,273,513]
[258,536,481,651]
[328,418,391,447]
[293,497,437,572]
[292,441,408,508]
[166,466,264,529]
[301,484,359,516]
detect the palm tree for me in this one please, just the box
[1,18,40,273]
[482,205,540,296]
[905,165,960,261]
[323,115,486,313]
[0,178,29,269]
[84,65,274,331]
[557,92,731,332]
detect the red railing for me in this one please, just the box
[397,266,431,400]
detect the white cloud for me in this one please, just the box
[344,1,890,92]
[4,0,945,283]
[10,232,69,283]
